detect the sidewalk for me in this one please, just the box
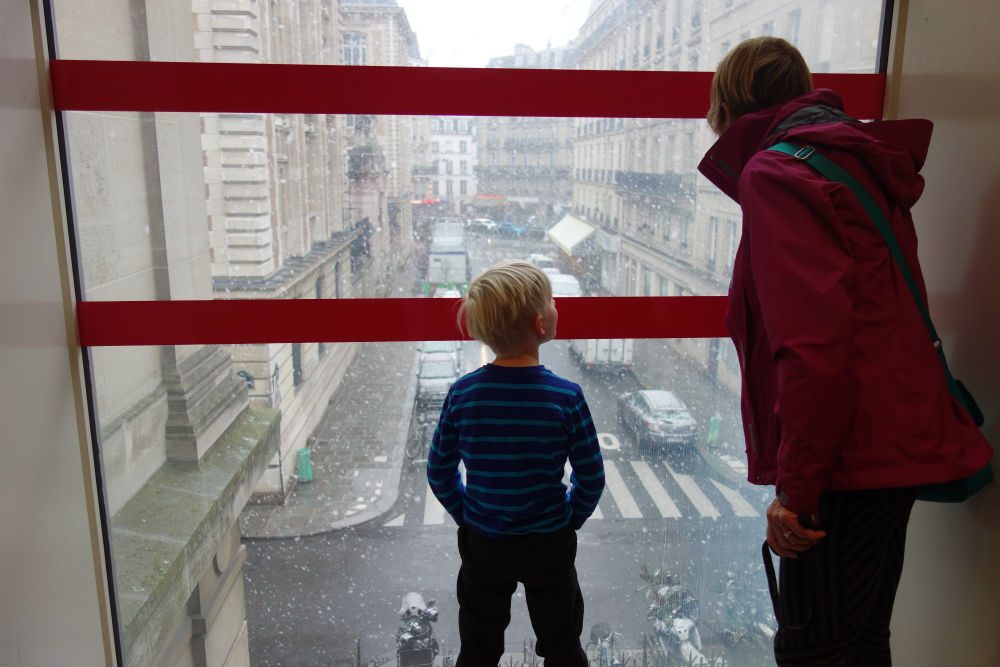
[240,341,419,539]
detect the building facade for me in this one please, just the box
[476,44,577,225]
[570,0,880,392]
[429,116,478,214]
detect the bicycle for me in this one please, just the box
[405,420,435,461]
[586,622,621,667]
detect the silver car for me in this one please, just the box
[419,340,462,371]
[416,352,460,414]
[617,390,699,453]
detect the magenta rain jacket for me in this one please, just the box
[698,89,993,516]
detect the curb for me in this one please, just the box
[296,348,420,537]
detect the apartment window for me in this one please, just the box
[680,218,692,250]
[460,160,467,174]
[761,20,775,37]
[460,140,467,153]
[788,9,802,44]
[342,32,367,65]
[431,141,439,154]
[445,161,452,174]
[460,180,467,195]
[446,180,453,196]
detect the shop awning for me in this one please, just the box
[546,215,596,256]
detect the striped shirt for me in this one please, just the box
[427,363,605,536]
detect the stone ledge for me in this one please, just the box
[110,408,280,666]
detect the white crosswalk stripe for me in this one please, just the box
[603,460,643,518]
[665,463,721,519]
[629,461,682,518]
[409,459,763,526]
[710,479,759,517]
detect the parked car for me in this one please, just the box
[497,220,525,237]
[466,218,498,233]
[416,353,460,413]
[617,390,699,453]
[548,273,583,297]
[419,340,462,371]
[571,338,634,372]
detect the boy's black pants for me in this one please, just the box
[769,487,918,667]
[455,524,587,667]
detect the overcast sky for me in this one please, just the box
[399,0,594,67]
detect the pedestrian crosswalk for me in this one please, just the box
[391,459,766,528]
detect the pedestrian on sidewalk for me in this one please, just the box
[699,37,992,666]
[427,260,605,667]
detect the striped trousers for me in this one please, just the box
[765,487,918,667]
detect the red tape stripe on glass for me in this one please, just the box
[76,297,729,346]
[50,60,885,119]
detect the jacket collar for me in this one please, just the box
[697,89,846,202]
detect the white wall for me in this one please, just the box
[0,1,112,666]
[890,1,1000,664]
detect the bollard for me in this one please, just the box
[297,447,313,482]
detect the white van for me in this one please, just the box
[570,338,635,372]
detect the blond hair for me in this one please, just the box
[708,37,813,134]
[458,260,552,356]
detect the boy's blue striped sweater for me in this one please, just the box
[427,363,605,536]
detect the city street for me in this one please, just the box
[243,231,774,667]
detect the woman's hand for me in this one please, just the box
[766,498,827,558]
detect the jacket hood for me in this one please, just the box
[698,89,933,210]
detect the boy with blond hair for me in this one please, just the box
[427,260,605,667]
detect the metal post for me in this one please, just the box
[357,638,362,667]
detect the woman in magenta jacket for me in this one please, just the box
[698,38,992,665]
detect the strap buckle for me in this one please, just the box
[793,145,816,160]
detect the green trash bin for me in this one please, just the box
[296,447,313,483]
[706,415,721,446]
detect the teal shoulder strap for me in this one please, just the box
[767,141,965,407]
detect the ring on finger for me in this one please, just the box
[783,529,792,538]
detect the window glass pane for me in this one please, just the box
[51,1,886,666]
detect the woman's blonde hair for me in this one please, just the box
[707,37,813,134]
[458,260,552,356]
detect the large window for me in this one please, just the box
[49,0,888,665]
[342,32,368,66]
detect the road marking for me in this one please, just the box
[629,460,682,518]
[603,460,643,519]
[423,482,446,525]
[597,432,621,450]
[719,454,747,476]
[709,479,759,517]
[665,464,720,519]
[384,513,405,527]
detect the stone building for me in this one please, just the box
[571,0,880,392]
[475,44,577,225]
[429,116,478,214]
[341,0,420,273]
